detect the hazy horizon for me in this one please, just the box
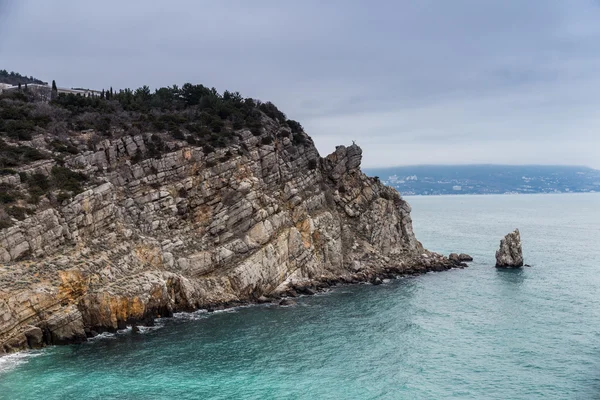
[1,1,599,168]
[364,163,599,170]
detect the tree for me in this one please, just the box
[51,80,58,100]
[100,89,105,99]
[133,85,152,109]
[18,83,21,90]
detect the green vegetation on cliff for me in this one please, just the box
[1,82,305,151]
[0,70,47,86]
[0,79,310,230]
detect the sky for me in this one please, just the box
[1,0,599,168]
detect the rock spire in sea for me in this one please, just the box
[495,229,524,268]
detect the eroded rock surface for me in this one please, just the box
[495,229,524,268]
[0,119,459,353]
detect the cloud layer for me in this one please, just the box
[1,0,599,167]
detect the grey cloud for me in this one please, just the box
[1,0,599,168]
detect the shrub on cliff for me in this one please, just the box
[0,139,47,168]
[0,183,19,204]
[6,206,29,221]
[286,119,303,133]
[51,166,88,193]
[292,133,307,145]
[22,166,88,204]
[0,209,13,230]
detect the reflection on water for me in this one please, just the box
[495,267,526,285]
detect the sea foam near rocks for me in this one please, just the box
[0,351,43,374]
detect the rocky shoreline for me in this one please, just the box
[1,110,470,356]
[2,252,467,354]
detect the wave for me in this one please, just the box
[172,307,241,321]
[87,331,117,340]
[87,322,166,342]
[135,324,164,334]
[172,309,209,321]
[116,326,132,334]
[0,351,43,374]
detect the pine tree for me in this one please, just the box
[101,89,105,99]
[51,80,58,100]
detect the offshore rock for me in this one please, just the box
[459,254,473,262]
[449,253,472,264]
[495,229,524,268]
[0,119,462,353]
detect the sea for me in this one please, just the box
[0,193,599,399]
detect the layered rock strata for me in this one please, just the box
[0,119,459,354]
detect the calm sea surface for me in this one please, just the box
[1,193,599,399]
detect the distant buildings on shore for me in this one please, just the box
[0,82,102,97]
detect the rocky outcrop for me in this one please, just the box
[495,229,524,268]
[0,118,462,354]
[449,253,473,264]
[459,253,473,262]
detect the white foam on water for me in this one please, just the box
[87,331,117,341]
[116,326,132,335]
[172,306,243,321]
[135,324,164,334]
[0,351,43,374]
[211,307,239,314]
[173,309,209,321]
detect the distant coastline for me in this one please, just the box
[403,191,599,198]
[364,165,600,196]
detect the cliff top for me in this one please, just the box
[0,69,47,86]
[0,82,313,230]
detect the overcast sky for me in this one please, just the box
[1,1,599,168]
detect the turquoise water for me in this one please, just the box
[1,193,599,399]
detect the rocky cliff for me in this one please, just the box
[0,115,456,354]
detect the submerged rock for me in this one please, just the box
[495,229,524,268]
[279,299,296,307]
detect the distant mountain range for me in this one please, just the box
[363,165,600,196]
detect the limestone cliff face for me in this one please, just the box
[0,117,453,353]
